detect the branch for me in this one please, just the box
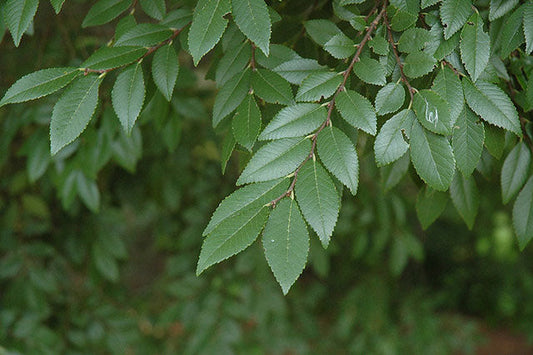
[270,4,387,207]
[383,11,416,103]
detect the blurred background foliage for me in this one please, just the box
[1,0,533,354]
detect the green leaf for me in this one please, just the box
[353,57,386,86]
[188,0,231,65]
[422,0,441,9]
[432,25,461,61]
[26,131,50,183]
[324,33,355,59]
[50,75,102,155]
[215,41,250,87]
[513,176,533,250]
[432,66,464,125]
[375,83,406,115]
[93,243,118,281]
[336,89,377,135]
[221,132,236,174]
[460,13,490,82]
[82,0,130,28]
[375,109,415,166]
[232,94,261,151]
[440,0,472,39]
[252,69,293,105]
[0,68,81,107]
[259,103,326,140]
[413,90,453,135]
[450,173,479,229]
[391,8,418,31]
[403,51,436,78]
[112,63,145,134]
[231,0,271,56]
[410,120,455,191]
[499,5,525,58]
[76,172,100,213]
[273,58,327,85]
[304,19,341,46]
[82,46,147,71]
[502,142,531,204]
[317,126,359,195]
[416,186,448,229]
[398,28,432,53]
[49,0,66,14]
[161,8,193,30]
[484,125,505,159]
[381,152,410,191]
[256,44,300,69]
[452,107,485,176]
[139,0,166,20]
[490,0,519,21]
[213,69,251,128]
[237,137,311,185]
[295,159,339,248]
[152,44,179,101]
[369,36,389,56]
[197,206,269,274]
[296,72,342,102]
[525,2,533,54]
[203,178,289,235]
[4,0,39,46]
[114,23,173,46]
[463,78,521,137]
[263,198,309,294]
[115,15,137,40]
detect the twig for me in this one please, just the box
[383,11,415,103]
[441,59,465,77]
[250,42,256,71]
[270,4,387,207]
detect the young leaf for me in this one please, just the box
[295,159,339,248]
[324,33,355,59]
[410,120,455,191]
[263,198,309,295]
[252,69,293,105]
[501,142,531,204]
[463,78,521,137]
[513,176,533,250]
[50,75,102,155]
[440,0,472,39]
[152,44,179,101]
[231,0,271,56]
[82,46,147,71]
[203,178,289,235]
[460,13,490,82]
[432,66,464,126]
[188,0,231,65]
[450,173,479,229]
[375,83,406,116]
[232,94,261,151]
[237,138,311,185]
[353,57,386,86]
[317,126,359,195]
[295,72,342,102]
[112,63,145,134]
[114,24,173,47]
[215,41,250,87]
[413,90,453,135]
[403,51,436,78]
[273,58,327,85]
[336,89,377,135]
[489,0,519,21]
[82,0,130,28]
[416,186,448,229]
[213,69,251,128]
[4,0,39,46]
[525,2,533,54]
[197,205,270,275]
[375,109,415,166]
[50,0,66,14]
[499,5,525,58]
[259,103,326,140]
[452,108,485,177]
[0,68,81,107]
[139,0,166,20]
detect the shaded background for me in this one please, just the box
[1,1,533,354]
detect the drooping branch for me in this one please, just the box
[270,4,387,207]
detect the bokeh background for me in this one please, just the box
[1,1,533,354]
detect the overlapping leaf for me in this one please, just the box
[82,46,147,71]
[112,63,145,134]
[4,0,39,46]
[513,176,533,250]
[452,108,485,176]
[501,142,531,204]
[336,89,377,135]
[460,13,490,82]
[259,103,326,140]
[450,173,479,229]
[152,44,179,101]
[296,72,342,102]
[232,94,262,151]
[232,0,271,56]
[253,69,293,105]
[213,69,251,127]
[375,109,415,166]
[82,0,130,28]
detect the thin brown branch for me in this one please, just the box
[441,59,465,77]
[270,4,387,207]
[84,23,190,75]
[383,11,415,103]
[250,43,257,71]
